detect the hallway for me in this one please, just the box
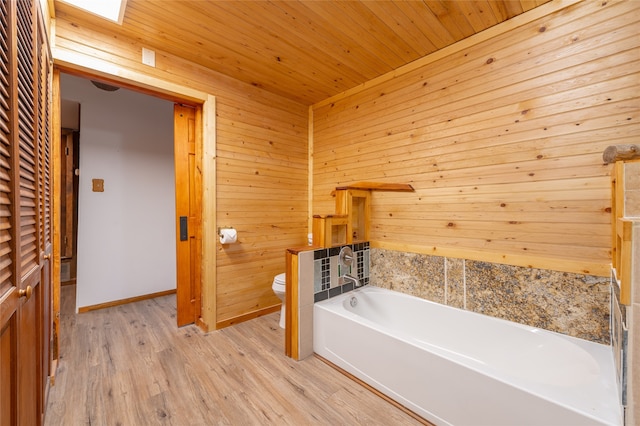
[45,286,423,425]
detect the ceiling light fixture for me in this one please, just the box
[91,81,120,92]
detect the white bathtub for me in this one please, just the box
[313,286,622,426]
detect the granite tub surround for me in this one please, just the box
[445,257,465,310]
[370,248,611,344]
[465,261,610,344]
[369,249,445,304]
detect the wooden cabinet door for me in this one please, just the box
[36,8,52,417]
[0,3,17,422]
[0,0,50,424]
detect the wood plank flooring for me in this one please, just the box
[45,285,423,425]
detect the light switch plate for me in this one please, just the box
[142,47,155,67]
[92,179,104,192]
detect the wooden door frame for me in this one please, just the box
[51,65,217,353]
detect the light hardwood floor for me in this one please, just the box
[45,285,424,425]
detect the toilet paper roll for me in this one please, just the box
[219,228,237,244]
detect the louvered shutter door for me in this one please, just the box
[37,24,50,254]
[16,0,38,276]
[0,0,12,296]
[1,0,50,423]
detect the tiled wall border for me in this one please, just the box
[312,242,370,303]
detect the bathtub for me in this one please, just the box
[313,286,622,426]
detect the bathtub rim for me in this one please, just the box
[313,285,622,426]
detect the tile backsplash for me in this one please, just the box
[313,243,370,303]
[308,245,611,344]
[370,248,611,344]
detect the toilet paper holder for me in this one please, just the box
[218,226,238,244]
[217,226,235,237]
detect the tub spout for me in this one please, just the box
[344,274,361,288]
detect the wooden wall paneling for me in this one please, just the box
[51,20,306,323]
[314,51,637,148]
[53,9,309,328]
[313,2,637,135]
[314,3,637,158]
[54,35,208,103]
[215,95,308,325]
[312,0,639,276]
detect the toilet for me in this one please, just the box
[272,273,286,329]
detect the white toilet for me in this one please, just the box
[272,273,286,329]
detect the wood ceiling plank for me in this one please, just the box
[339,1,423,63]
[54,0,552,104]
[254,1,373,82]
[299,1,403,70]
[269,0,385,81]
[227,1,367,95]
[500,0,525,17]
[425,1,476,40]
[124,0,330,103]
[393,1,458,50]
[452,1,500,33]
[359,1,438,57]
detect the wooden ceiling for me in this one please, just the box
[53,0,549,105]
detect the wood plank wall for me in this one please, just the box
[53,15,309,328]
[312,0,640,276]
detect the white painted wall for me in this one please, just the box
[61,74,176,310]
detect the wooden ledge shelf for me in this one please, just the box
[315,182,414,248]
[312,214,348,219]
[334,182,414,192]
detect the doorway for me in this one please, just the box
[60,118,80,286]
[60,128,79,284]
[57,73,202,326]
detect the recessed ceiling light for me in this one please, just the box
[59,0,127,24]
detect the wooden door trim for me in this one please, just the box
[51,68,61,373]
[198,95,216,332]
[51,65,216,332]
